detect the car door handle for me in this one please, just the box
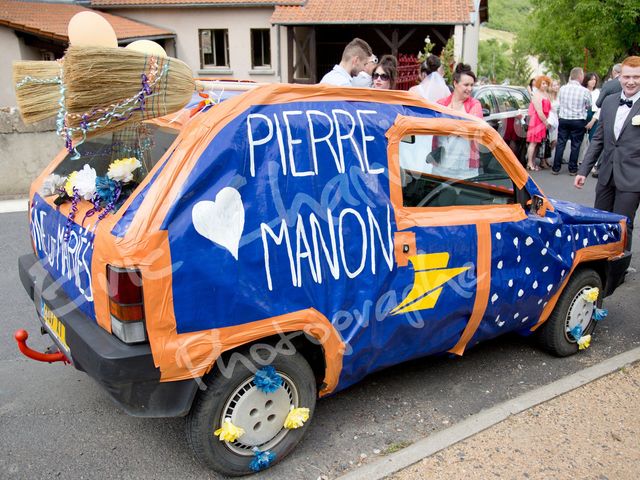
[394,232,416,267]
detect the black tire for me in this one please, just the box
[537,268,602,357]
[186,345,317,476]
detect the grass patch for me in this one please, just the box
[383,440,413,455]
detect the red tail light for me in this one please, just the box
[107,266,147,344]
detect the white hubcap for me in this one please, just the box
[565,286,596,341]
[220,372,298,455]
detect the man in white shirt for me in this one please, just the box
[351,54,378,87]
[575,56,640,249]
[320,38,373,87]
[551,67,592,175]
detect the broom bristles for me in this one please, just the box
[13,60,63,124]
[63,46,194,141]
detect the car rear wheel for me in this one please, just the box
[537,268,602,357]
[186,346,317,476]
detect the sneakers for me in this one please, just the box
[551,170,560,175]
[592,169,599,178]
[569,172,578,176]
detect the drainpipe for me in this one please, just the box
[277,24,282,82]
[460,25,466,63]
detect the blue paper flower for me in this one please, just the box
[253,366,283,394]
[249,448,275,472]
[593,308,608,321]
[95,176,119,206]
[569,324,583,341]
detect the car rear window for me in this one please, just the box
[53,123,179,179]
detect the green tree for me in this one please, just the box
[477,39,532,85]
[477,39,511,82]
[506,41,533,86]
[519,0,640,80]
[485,0,532,33]
[441,37,455,85]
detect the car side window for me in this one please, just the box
[494,89,517,112]
[475,90,496,115]
[509,90,529,110]
[399,133,515,208]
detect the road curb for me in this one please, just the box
[336,347,640,480]
[0,198,28,214]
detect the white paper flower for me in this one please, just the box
[40,173,65,196]
[632,115,640,126]
[107,157,141,183]
[73,164,97,200]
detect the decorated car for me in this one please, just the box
[16,83,630,476]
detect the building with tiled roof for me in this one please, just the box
[93,0,486,86]
[0,0,174,43]
[1,0,487,105]
[0,0,175,105]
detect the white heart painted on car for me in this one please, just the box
[192,187,244,260]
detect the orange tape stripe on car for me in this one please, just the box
[91,229,346,395]
[116,85,488,243]
[449,221,492,355]
[385,117,528,229]
[155,308,345,397]
[530,219,627,332]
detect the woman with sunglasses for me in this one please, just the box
[372,55,398,89]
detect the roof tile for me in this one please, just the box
[91,0,304,6]
[271,0,472,25]
[0,0,173,42]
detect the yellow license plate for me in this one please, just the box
[42,302,69,350]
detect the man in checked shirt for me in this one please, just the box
[551,67,592,175]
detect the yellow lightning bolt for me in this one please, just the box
[390,253,470,315]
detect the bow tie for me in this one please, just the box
[620,98,633,108]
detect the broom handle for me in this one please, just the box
[195,80,268,92]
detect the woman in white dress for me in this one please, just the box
[409,54,450,103]
[544,79,561,168]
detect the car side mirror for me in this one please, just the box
[530,194,548,217]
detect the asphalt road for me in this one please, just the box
[1,168,639,480]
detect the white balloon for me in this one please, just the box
[68,11,118,48]
[125,40,167,57]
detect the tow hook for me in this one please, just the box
[14,329,69,364]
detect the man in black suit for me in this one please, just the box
[575,56,640,249]
[590,64,622,178]
[596,63,622,108]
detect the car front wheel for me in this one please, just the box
[537,268,602,357]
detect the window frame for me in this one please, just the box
[493,88,518,113]
[199,28,230,69]
[250,28,272,69]
[387,115,532,229]
[474,89,498,117]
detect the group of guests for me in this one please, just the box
[320,38,484,120]
[319,38,640,249]
[525,67,615,175]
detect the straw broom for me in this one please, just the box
[62,46,195,141]
[13,60,63,124]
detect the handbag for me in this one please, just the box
[537,134,551,159]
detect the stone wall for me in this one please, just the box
[0,108,64,199]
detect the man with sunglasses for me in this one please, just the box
[320,38,374,87]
